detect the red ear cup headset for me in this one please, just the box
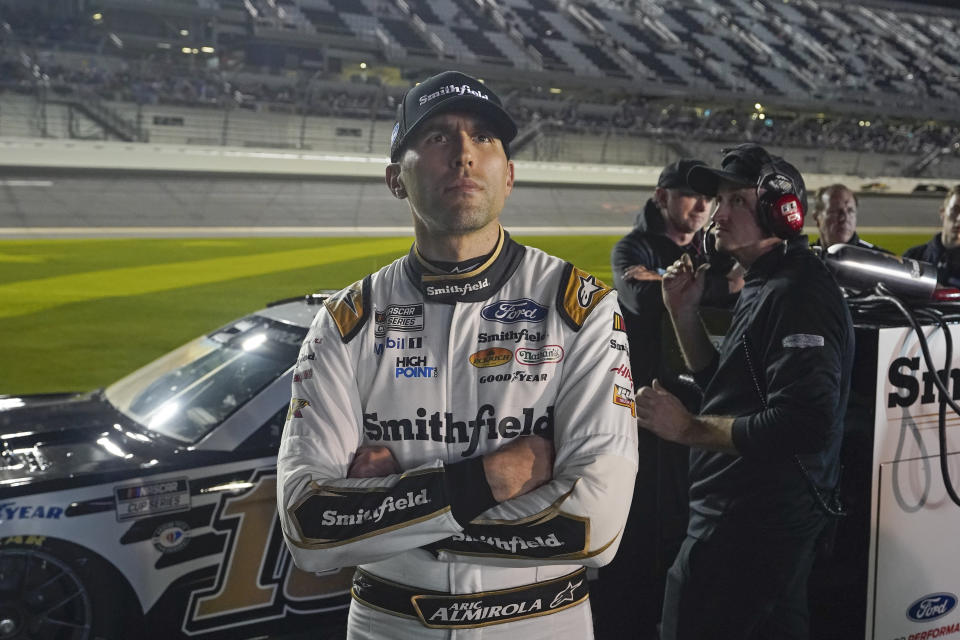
[755,160,807,239]
[702,146,808,259]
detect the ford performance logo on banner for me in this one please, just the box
[481,299,548,324]
[906,593,958,623]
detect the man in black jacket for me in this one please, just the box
[597,160,739,639]
[635,144,855,640]
[810,183,889,253]
[904,186,960,279]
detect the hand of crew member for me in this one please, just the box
[635,380,696,444]
[482,435,554,501]
[622,264,663,282]
[725,261,746,294]
[662,253,709,315]
[636,380,738,453]
[348,445,402,478]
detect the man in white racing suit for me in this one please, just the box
[277,70,639,639]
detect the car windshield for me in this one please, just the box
[105,315,307,443]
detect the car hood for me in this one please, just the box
[0,391,176,487]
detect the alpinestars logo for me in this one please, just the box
[550,580,583,608]
[577,274,602,308]
[419,83,489,106]
[363,404,554,457]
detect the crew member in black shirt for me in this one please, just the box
[635,144,855,640]
[598,160,741,639]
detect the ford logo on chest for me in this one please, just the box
[907,593,958,623]
[481,299,548,324]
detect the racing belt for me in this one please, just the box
[351,566,589,629]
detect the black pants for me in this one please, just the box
[660,512,826,640]
[593,433,689,640]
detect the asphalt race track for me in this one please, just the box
[0,174,944,236]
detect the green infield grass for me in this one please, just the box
[0,232,930,394]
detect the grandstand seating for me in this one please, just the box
[2,0,960,175]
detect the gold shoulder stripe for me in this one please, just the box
[323,278,368,343]
[557,264,613,331]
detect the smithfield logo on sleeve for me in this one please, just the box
[114,478,190,521]
[906,593,958,623]
[516,345,564,366]
[470,347,513,368]
[481,299,548,324]
[321,489,430,526]
[395,355,438,379]
[609,339,628,352]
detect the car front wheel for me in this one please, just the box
[0,545,123,640]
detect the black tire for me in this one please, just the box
[0,544,129,640]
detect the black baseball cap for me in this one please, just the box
[389,70,518,162]
[657,158,707,190]
[687,143,772,197]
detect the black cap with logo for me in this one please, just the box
[686,144,772,197]
[389,70,518,162]
[657,158,707,190]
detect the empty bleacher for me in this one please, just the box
[452,27,511,64]
[574,43,630,78]
[379,18,433,56]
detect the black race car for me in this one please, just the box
[0,295,350,640]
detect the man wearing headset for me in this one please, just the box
[634,144,855,640]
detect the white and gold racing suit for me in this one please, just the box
[278,228,639,639]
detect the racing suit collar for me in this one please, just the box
[404,225,526,304]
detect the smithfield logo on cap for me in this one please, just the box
[390,122,400,147]
[419,83,489,107]
[906,593,957,622]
